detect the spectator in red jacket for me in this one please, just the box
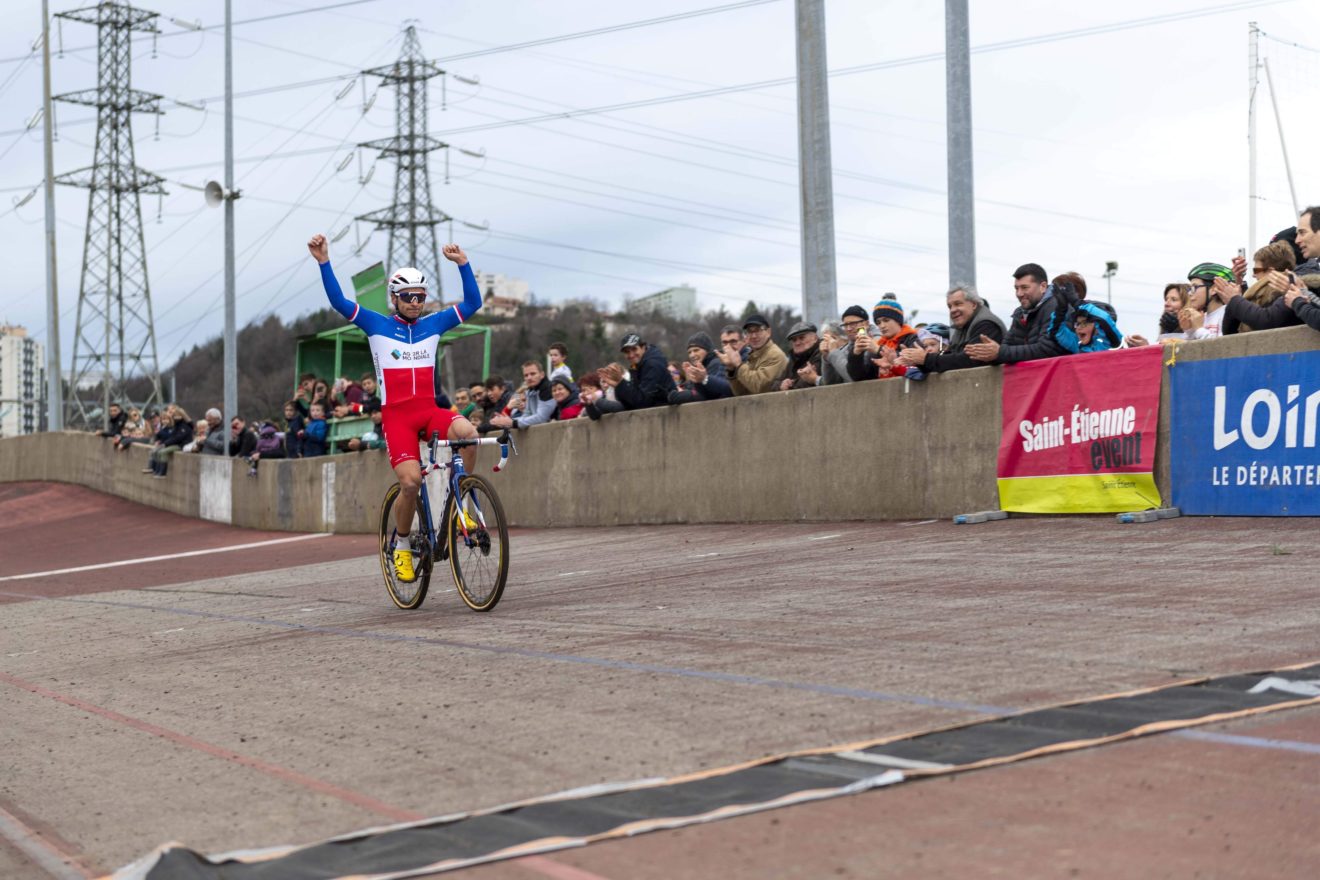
[550,378,583,421]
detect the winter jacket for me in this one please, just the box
[476,388,513,435]
[729,341,789,396]
[1286,277,1320,331]
[156,418,192,450]
[615,345,676,409]
[301,418,328,457]
[821,345,851,385]
[285,413,305,457]
[1222,289,1303,334]
[98,409,129,437]
[777,341,823,390]
[998,290,1067,364]
[228,427,258,458]
[201,424,228,455]
[551,392,583,422]
[1058,301,1123,353]
[669,350,733,403]
[924,306,1007,373]
[511,377,557,429]
[847,327,919,380]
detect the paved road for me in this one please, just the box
[1,482,1316,878]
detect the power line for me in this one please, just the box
[0,0,387,65]
[426,0,783,62]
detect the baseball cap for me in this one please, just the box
[742,312,770,330]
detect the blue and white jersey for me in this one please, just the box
[318,261,482,406]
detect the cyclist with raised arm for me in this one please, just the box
[308,233,482,584]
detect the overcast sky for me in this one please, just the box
[1,0,1317,369]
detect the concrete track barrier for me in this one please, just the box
[5,326,1319,532]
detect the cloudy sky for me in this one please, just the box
[1,0,1317,369]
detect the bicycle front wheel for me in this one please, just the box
[447,474,509,612]
[379,482,432,610]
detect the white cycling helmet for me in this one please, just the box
[387,267,428,296]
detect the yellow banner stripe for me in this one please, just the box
[997,473,1162,514]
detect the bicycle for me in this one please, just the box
[377,429,516,611]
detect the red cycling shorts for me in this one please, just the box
[380,398,460,468]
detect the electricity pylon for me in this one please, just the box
[355,25,450,295]
[55,1,166,428]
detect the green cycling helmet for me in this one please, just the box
[1187,262,1235,283]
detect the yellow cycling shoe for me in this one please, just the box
[392,547,417,583]
[457,507,479,532]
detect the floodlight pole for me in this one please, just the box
[222,0,237,446]
[946,0,977,289]
[41,0,63,431]
[794,0,838,328]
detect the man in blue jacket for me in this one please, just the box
[669,331,732,403]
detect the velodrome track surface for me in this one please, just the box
[1,481,1317,879]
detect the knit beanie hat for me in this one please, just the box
[872,297,905,324]
[686,331,715,353]
[841,304,868,322]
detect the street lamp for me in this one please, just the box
[1103,261,1118,304]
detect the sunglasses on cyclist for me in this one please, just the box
[396,292,427,304]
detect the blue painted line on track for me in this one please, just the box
[1173,729,1320,755]
[0,590,1012,716]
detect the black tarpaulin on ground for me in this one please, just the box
[117,662,1320,880]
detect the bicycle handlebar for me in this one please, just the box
[428,429,517,472]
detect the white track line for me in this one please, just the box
[0,804,91,880]
[0,533,331,582]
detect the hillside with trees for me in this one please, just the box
[158,298,804,422]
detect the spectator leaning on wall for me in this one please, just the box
[228,415,258,458]
[1220,240,1302,334]
[966,263,1067,365]
[476,375,512,435]
[549,378,583,420]
[97,402,127,439]
[201,408,227,455]
[605,333,676,410]
[778,322,823,390]
[816,322,852,385]
[669,331,733,403]
[720,313,788,395]
[823,306,870,385]
[491,361,556,430]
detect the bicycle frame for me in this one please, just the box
[414,431,514,556]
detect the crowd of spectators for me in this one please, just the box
[92,368,391,478]
[459,206,1320,432]
[95,206,1320,463]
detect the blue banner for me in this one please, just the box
[1171,351,1320,516]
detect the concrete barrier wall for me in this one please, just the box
[5,325,1319,532]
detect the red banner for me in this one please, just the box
[998,346,1163,513]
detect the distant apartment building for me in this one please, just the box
[624,284,698,320]
[471,271,531,319]
[0,324,45,437]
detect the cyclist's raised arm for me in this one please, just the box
[448,243,482,322]
[422,244,482,333]
[307,233,360,323]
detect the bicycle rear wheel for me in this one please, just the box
[378,482,432,610]
[447,474,509,611]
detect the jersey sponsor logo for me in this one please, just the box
[390,349,402,360]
